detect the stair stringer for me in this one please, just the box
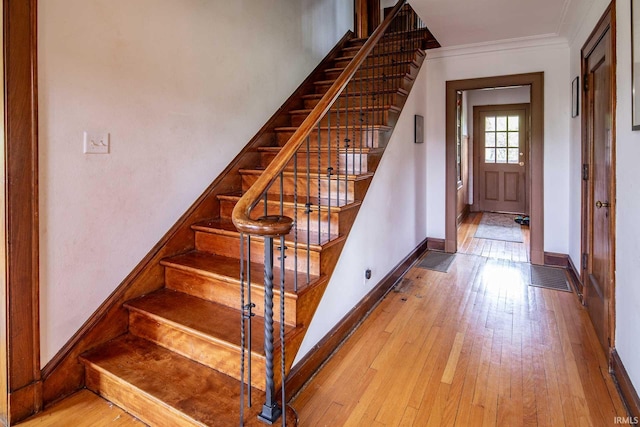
[39,31,356,406]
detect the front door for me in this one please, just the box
[475,105,529,214]
[582,8,615,354]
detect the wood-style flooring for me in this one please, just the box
[292,213,626,426]
[16,389,143,426]
[457,212,530,262]
[18,213,627,426]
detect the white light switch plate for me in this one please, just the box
[83,131,110,154]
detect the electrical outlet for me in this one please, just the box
[83,131,110,154]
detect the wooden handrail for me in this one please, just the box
[232,0,407,237]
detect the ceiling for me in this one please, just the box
[409,0,574,47]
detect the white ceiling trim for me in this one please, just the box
[556,0,576,36]
[426,33,568,59]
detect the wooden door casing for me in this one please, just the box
[473,104,530,215]
[581,5,616,356]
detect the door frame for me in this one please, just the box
[2,0,41,424]
[580,3,616,353]
[472,103,531,214]
[354,0,381,38]
[445,73,545,265]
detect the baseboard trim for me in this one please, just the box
[427,237,446,251]
[543,251,569,267]
[567,255,584,300]
[611,349,640,420]
[456,204,470,226]
[543,252,584,299]
[285,237,429,399]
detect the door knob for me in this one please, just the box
[595,201,610,208]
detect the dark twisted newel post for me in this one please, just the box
[258,235,282,424]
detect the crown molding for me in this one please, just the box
[426,34,569,59]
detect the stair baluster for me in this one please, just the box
[231,2,434,424]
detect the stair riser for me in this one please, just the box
[219,198,341,235]
[290,110,390,128]
[348,34,429,49]
[334,52,420,68]
[128,312,271,390]
[342,42,422,56]
[164,267,299,325]
[194,231,322,276]
[241,173,359,203]
[314,76,410,94]
[324,63,415,80]
[303,93,405,110]
[276,128,387,148]
[260,150,378,174]
[85,367,200,427]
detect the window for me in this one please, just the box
[484,115,519,164]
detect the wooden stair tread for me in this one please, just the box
[125,288,295,355]
[274,124,391,132]
[257,146,383,154]
[335,48,426,61]
[239,167,374,181]
[288,104,400,115]
[218,191,362,211]
[325,59,419,74]
[160,251,318,293]
[80,335,292,426]
[301,87,408,99]
[191,218,344,248]
[313,72,413,86]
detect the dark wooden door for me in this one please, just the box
[476,105,528,214]
[583,13,614,354]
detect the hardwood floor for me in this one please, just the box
[18,212,626,426]
[457,212,530,262]
[291,218,626,425]
[16,390,143,426]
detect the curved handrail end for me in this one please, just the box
[234,214,294,238]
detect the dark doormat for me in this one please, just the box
[530,265,572,292]
[417,251,456,273]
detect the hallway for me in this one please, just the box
[292,214,626,425]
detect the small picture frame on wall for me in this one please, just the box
[415,114,424,143]
[571,76,579,118]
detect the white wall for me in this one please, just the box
[38,0,352,365]
[465,87,531,204]
[424,39,571,254]
[615,0,640,399]
[294,62,428,363]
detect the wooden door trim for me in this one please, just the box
[472,103,530,213]
[2,0,42,424]
[580,3,616,352]
[446,73,544,265]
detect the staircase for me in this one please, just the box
[78,2,438,425]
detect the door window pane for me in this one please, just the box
[508,148,520,164]
[496,148,507,163]
[508,116,519,131]
[508,132,519,147]
[496,116,507,131]
[496,132,507,147]
[485,148,495,163]
[485,132,496,147]
[485,117,495,131]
